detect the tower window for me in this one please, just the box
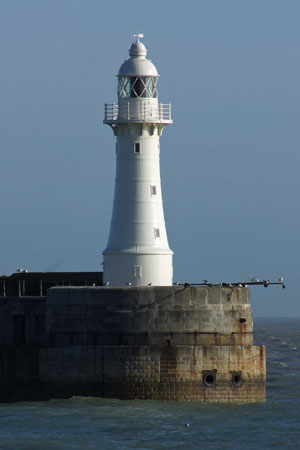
[154,228,160,238]
[133,266,142,279]
[150,185,157,196]
[134,143,140,153]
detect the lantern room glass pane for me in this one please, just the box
[118,77,131,98]
[144,77,158,98]
[130,77,145,97]
[118,76,158,98]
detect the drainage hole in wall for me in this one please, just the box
[202,371,216,388]
[232,371,243,388]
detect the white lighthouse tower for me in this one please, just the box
[103,35,173,286]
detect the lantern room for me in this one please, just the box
[117,36,159,99]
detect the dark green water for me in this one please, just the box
[0,319,299,449]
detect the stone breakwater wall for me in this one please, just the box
[39,345,265,402]
[0,286,265,403]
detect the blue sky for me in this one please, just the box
[0,0,299,316]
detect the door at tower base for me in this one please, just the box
[103,253,173,287]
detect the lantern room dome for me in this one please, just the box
[118,38,158,77]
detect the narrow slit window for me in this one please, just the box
[133,265,142,279]
[134,143,140,153]
[154,228,160,238]
[150,185,157,196]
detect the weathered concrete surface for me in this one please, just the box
[0,286,266,403]
[42,286,264,402]
[38,344,265,403]
[46,286,253,346]
[0,296,46,347]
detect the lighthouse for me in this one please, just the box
[103,34,173,286]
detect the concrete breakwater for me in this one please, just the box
[0,285,265,403]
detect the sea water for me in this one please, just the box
[0,319,299,449]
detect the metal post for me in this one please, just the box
[40,280,43,296]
